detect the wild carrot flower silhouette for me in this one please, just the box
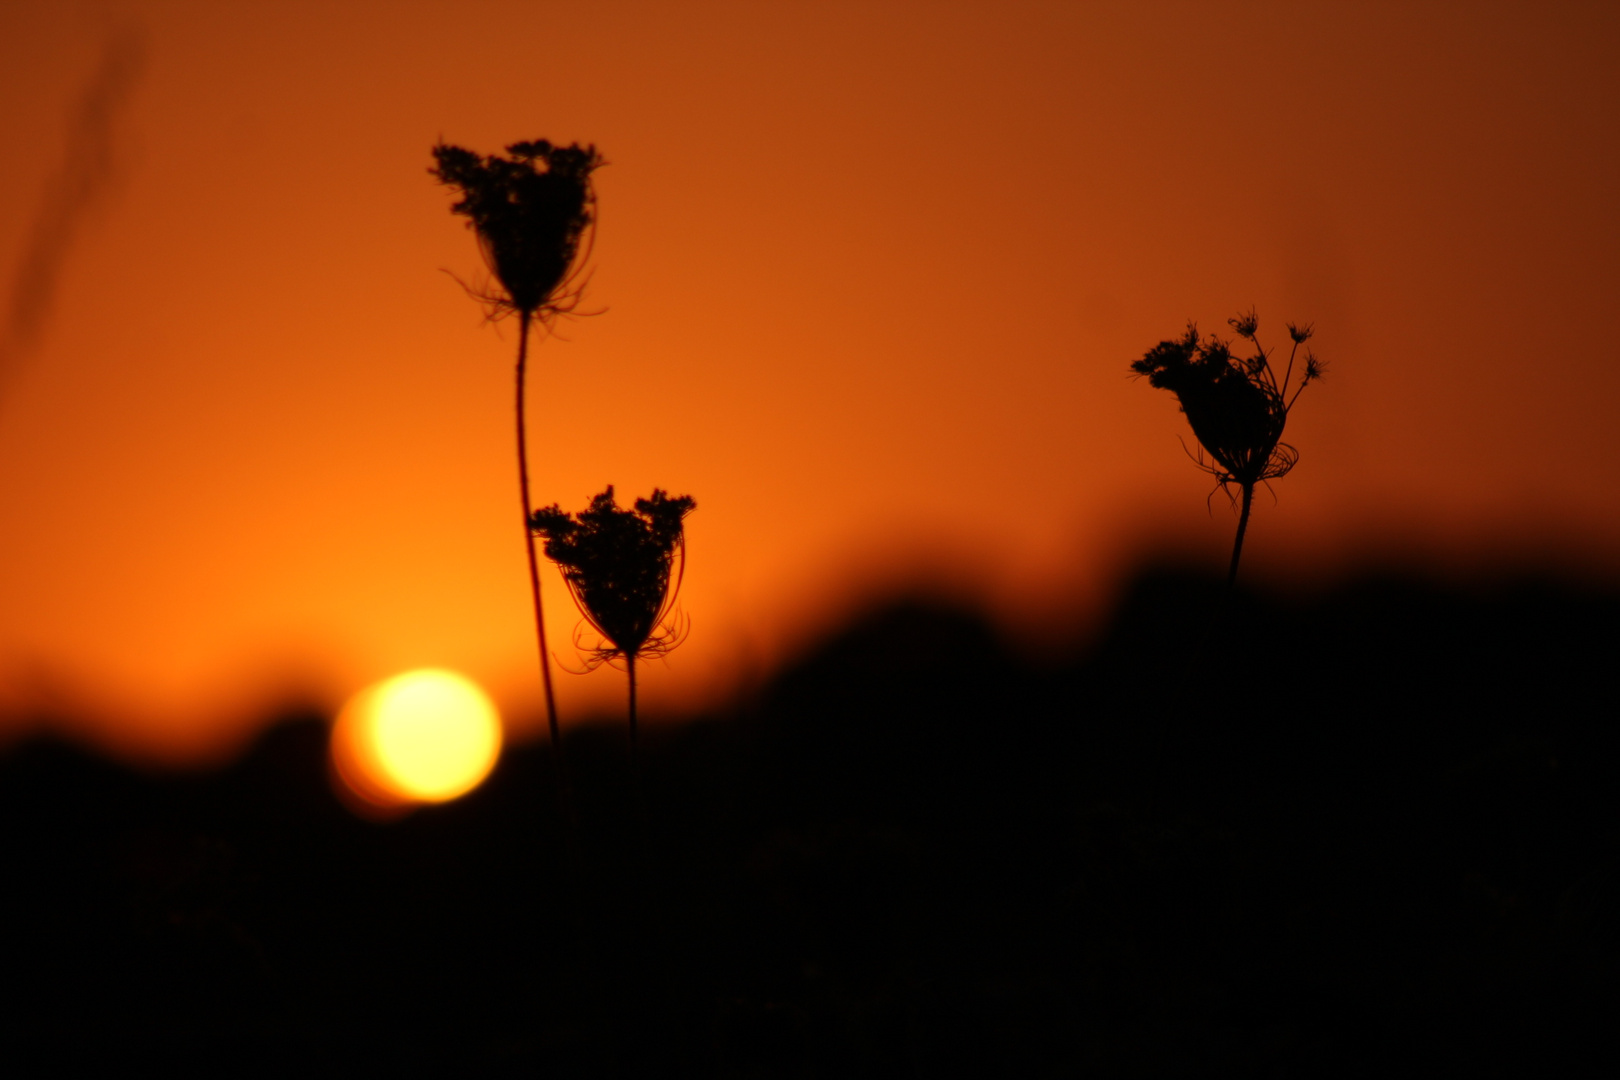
[430,139,605,761]
[1132,309,1325,586]
[531,486,696,748]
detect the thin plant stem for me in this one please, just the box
[1228,481,1254,589]
[622,641,667,1036]
[514,311,601,1028]
[514,310,567,784]
[626,652,639,753]
[626,652,645,827]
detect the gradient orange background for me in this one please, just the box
[2,0,1617,766]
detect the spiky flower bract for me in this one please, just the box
[1132,309,1325,584]
[531,486,697,668]
[430,139,605,320]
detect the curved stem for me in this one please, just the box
[1228,481,1254,589]
[515,311,564,766]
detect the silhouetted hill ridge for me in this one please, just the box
[1,564,1615,1075]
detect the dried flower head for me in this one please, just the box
[1228,307,1259,339]
[1132,309,1325,584]
[1132,321,1297,490]
[530,486,697,668]
[430,139,605,320]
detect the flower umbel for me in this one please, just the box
[430,139,605,320]
[1131,309,1323,492]
[531,486,697,668]
[1131,309,1325,584]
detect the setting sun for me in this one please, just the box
[330,668,503,811]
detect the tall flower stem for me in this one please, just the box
[625,652,646,821]
[1228,481,1254,588]
[626,653,639,752]
[514,310,566,780]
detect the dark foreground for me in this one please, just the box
[2,565,1616,1077]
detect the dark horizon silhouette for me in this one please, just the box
[2,557,1614,1075]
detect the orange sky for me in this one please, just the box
[2,0,1617,766]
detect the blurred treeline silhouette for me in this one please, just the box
[0,562,1615,1077]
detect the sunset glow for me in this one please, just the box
[1,6,1616,1066]
[1,1,1617,765]
[331,668,502,810]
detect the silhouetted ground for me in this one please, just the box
[1,563,1616,1076]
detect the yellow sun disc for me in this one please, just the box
[332,668,502,808]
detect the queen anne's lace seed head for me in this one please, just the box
[531,487,696,668]
[1130,310,1323,494]
[431,139,605,320]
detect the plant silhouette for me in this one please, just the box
[531,486,696,748]
[430,138,605,762]
[1132,309,1324,585]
